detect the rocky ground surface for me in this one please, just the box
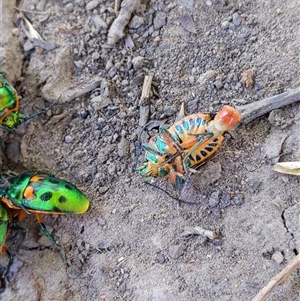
[0,0,299,300]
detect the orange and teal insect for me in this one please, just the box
[0,73,53,130]
[0,172,90,257]
[139,105,241,188]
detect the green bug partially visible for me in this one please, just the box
[0,172,90,276]
[0,203,10,255]
[0,73,53,130]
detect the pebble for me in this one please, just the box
[67,265,81,278]
[118,137,130,158]
[232,13,240,26]
[107,163,116,175]
[132,56,144,69]
[221,21,230,29]
[208,191,220,208]
[233,194,244,205]
[129,16,144,29]
[23,40,34,52]
[65,135,73,143]
[156,253,166,264]
[214,80,223,89]
[272,251,284,264]
[99,186,109,194]
[187,99,198,112]
[168,244,187,259]
[92,15,108,29]
[12,28,20,36]
[219,191,231,208]
[65,3,74,12]
[153,12,167,30]
[90,95,112,110]
[196,70,217,86]
[86,0,99,10]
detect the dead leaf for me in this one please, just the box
[178,15,197,34]
[272,162,300,176]
[240,68,256,89]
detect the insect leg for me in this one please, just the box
[159,125,183,153]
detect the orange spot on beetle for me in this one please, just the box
[30,175,45,182]
[24,186,35,200]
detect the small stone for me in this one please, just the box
[99,186,109,194]
[92,51,100,60]
[208,191,220,207]
[86,0,99,10]
[197,70,217,86]
[219,191,231,208]
[91,95,112,110]
[168,244,186,259]
[129,16,144,29]
[188,76,195,84]
[65,3,74,12]
[132,56,144,69]
[74,60,85,69]
[214,80,223,89]
[153,12,167,30]
[221,21,230,29]
[156,253,166,264]
[108,163,116,175]
[118,137,130,158]
[162,107,176,117]
[92,15,108,29]
[206,1,212,6]
[233,194,244,205]
[272,251,284,264]
[12,28,20,36]
[232,13,240,26]
[67,265,81,279]
[187,99,198,112]
[23,40,34,52]
[65,135,73,143]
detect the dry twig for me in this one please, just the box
[236,87,300,124]
[139,75,153,105]
[180,226,217,240]
[251,253,300,301]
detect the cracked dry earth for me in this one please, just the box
[0,0,299,300]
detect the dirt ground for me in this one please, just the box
[0,0,299,300]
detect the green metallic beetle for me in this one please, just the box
[0,73,53,130]
[0,172,90,272]
[0,203,10,255]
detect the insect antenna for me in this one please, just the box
[145,181,197,205]
[20,94,62,125]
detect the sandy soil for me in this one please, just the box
[0,0,299,300]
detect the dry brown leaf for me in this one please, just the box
[240,68,256,89]
[272,162,300,176]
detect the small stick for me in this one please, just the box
[236,87,300,124]
[139,75,153,105]
[114,0,121,15]
[14,6,50,15]
[180,226,217,240]
[251,253,300,301]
